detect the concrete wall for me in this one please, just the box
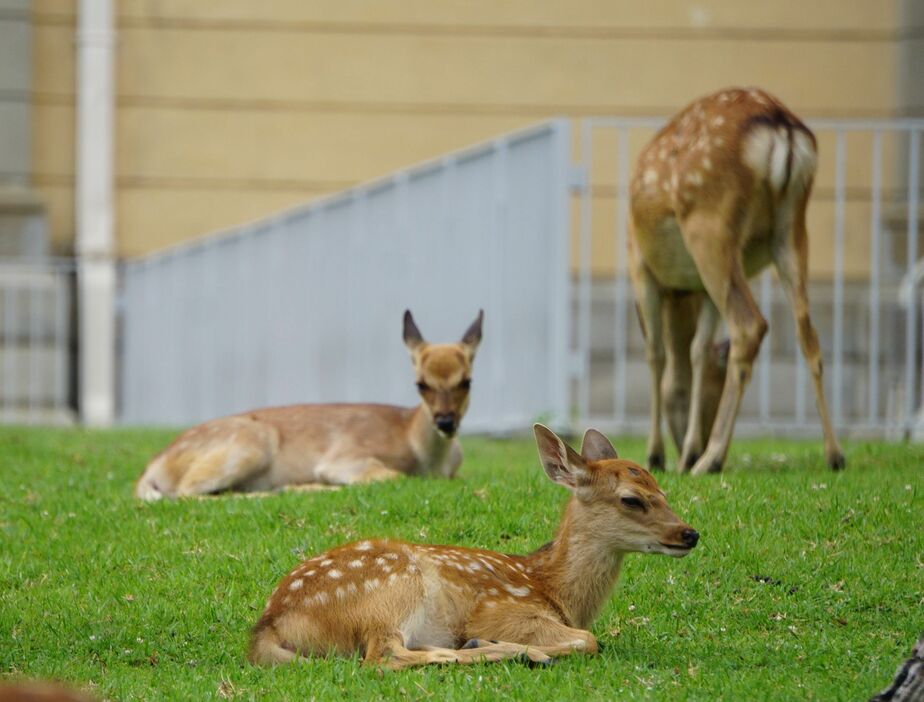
[29,0,920,260]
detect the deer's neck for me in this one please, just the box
[407,405,454,474]
[527,500,626,629]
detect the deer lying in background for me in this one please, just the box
[134,310,482,500]
[628,86,845,475]
[248,424,699,669]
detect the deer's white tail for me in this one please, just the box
[742,123,816,196]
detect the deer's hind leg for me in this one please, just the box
[680,210,768,475]
[772,195,845,470]
[678,295,720,472]
[630,256,668,471]
[173,418,279,497]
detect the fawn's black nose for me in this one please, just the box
[434,414,456,435]
[682,529,700,548]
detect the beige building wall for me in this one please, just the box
[30,0,919,279]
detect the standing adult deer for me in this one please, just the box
[134,310,482,499]
[248,425,699,669]
[628,87,845,475]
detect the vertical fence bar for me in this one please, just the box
[3,284,17,422]
[868,130,882,427]
[906,129,921,431]
[759,269,772,422]
[613,127,630,424]
[28,273,41,423]
[577,120,593,423]
[54,270,68,421]
[832,130,846,426]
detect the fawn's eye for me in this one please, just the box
[416,381,430,392]
[620,496,646,510]
[459,378,472,390]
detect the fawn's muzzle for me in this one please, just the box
[681,529,700,548]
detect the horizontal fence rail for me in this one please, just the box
[575,116,924,439]
[0,257,75,425]
[121,120,572,433]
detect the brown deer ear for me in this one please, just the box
[403,310,425,352]
[460,309,483,353]
[580,429,618,462]
[533,424,589,490]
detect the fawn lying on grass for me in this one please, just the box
[248,425,699,669]
[135,310,482,499]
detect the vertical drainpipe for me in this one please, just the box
[76,0,115,426]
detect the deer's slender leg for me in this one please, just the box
[661,295,695,458]
[772,199,845,470]
[679,297,720,471]
[680,211,767,476]
[365,635,551,670]
[630,262,667,471]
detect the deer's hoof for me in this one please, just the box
[827,451,846,471]
[690,456,722,476]
[647,453,665,471]
[679,451,700,473]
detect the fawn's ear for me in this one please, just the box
[459,309,483,357]
[403,310,425,353]
[580,429,618,462]
[534,424,590,491]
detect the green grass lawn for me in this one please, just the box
[0,427,922,701]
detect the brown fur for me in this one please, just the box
[628,86,844,474]
[135,311,483,499]
[248,425,698,670]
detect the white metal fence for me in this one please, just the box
[0,258,75,424]
[120,120,572,432]
[574,117,924,438]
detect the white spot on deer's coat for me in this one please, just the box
[320,559,333,567]
[504,584,531,597]
[328,569,343,579]
[685,171,703,186]
[643,169,658,185]
[364,578,380,592]
[712,115,725,127]
[306,570,316,577]
[375,557,387,566]
[384,553,399,561]
[388,573,397,584]
[355,541,373,551]
[702,156,712,171]
[347,583,358,595]
[289,579,303,591]
[348,559,364,569]
[335,586,345,599]
[315,591,329,605]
